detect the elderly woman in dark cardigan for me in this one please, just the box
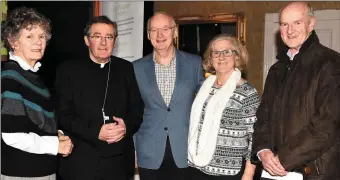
[1,7,73,180]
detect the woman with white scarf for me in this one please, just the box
[188,34,259,180]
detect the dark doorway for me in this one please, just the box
[178,22,237,57]
[143,2,154,56]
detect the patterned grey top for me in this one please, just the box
[189,82,260,176]
[153,52,176,106]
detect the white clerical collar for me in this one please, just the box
[9,51,41,72]
[89,56,110,68]
[100,62,107,68]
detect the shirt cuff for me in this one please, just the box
[42,136,59,155]
[58,130,64,135]
[257,149,271,161]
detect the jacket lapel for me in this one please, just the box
[169,50,188,107]
[144,54,167,108]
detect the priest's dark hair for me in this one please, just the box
[84,15,118,39]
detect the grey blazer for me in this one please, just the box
[133,49,204,169]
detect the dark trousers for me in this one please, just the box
[94,155,128,180]
[58,155,129,180]
[138,136,188,180]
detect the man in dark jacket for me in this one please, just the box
[55,16,144,180]
[251,2,340,180]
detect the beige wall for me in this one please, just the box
[154,1,340,95]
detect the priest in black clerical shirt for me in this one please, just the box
[54,16,144,180]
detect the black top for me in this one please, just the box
[1,60,58,177]
[55,55,144,180]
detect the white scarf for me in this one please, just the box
[188,68,241,167]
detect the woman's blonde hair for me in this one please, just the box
[202,34,249,74]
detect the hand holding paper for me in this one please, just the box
[258,149,288,176]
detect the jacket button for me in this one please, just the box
[167,108,170,112]
[164,127,168,130]
[304,166,312,175]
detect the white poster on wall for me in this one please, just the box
[101,2,144,62]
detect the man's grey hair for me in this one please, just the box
[279,2,314,19]
[146,11,176,30]
[307,4,315,17]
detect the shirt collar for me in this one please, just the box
[153,50,176,66]
[9,51,42,72]
[100,62,108,68]
[89,55,110,68]
[287,49,299,61]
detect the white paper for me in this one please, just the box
[261,170,303,180]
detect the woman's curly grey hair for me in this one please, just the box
[1,7,52,51]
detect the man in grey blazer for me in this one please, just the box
[133,12,204,180]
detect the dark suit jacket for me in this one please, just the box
[54,55,144,180]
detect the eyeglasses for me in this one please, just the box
[147,26,175,36]
[88,35,115,42]
[210,49,237,58]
